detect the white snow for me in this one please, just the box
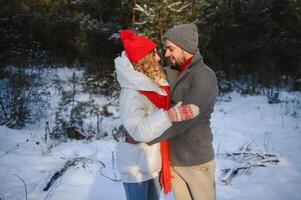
[213,92,301,200]
[1,74,300,199]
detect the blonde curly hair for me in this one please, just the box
[133,50,166,84]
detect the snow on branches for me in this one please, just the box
[218,143,280,185]
[167,2,191,13]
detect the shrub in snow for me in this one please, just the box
[0,67,50,129]
[50,71,118,142]
[51,73,86,140]
[267,89,280,104]
[293,78,301,91]
[216,70,233,95]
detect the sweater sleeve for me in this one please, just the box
[119,89,172,143]
[148,68,218,145]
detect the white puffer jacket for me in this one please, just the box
[115,51,172,183]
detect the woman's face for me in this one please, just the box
[133,48,166,82]
[153,49,161,66]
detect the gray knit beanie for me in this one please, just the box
[164,24,198,54]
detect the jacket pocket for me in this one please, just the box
[116,142,140,167]
[193,165,209,173]
[192,160,215,174]
[138,144,161,173]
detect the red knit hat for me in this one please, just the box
[120,29,156,63]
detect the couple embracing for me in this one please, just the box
[114,24,218,200]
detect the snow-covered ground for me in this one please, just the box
[213,92,301,200]
[1,69,300,199]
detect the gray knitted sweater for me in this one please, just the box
[149,50,218,166]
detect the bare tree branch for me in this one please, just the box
[43,157,108,192]
[14,174,28,200]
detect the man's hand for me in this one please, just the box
[125,132,140,144]
[167,102,199,123]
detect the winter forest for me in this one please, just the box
[0,0,301,199]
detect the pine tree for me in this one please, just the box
[131,0,205,50]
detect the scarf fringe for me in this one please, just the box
[160,140,172,194]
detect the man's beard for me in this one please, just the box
[169,56,186,70]
[170,63,181,70]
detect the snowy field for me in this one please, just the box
[0,69,300,200]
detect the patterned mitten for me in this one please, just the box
[167,102,199,122]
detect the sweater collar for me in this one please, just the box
[177,49,203,74]
[169,50,204,94]
[178,56,193,74]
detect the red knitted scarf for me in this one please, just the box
[178,56,193,74]
[139,85,172,194]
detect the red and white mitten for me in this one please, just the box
[167,102,199,123]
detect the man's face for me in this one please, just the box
[164,39,186,68]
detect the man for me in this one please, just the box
[149,24,218,200]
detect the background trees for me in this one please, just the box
[1,0,300,86]
[198,0,301,92]
[0,0,300,129]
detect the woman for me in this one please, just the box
[114,30,199,200]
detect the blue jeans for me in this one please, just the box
[123,176,161,200]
